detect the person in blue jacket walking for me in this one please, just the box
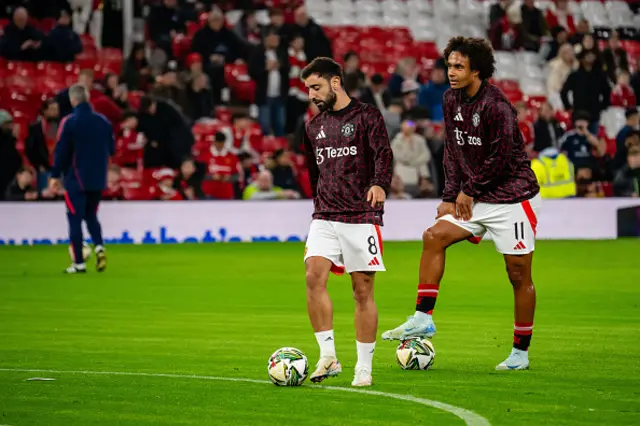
[49,84,115,274]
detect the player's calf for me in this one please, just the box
[497,253,536,370]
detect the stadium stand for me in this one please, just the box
[1,0,639,201]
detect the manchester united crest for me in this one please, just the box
[341,123,355,139]
[472,113,480,127]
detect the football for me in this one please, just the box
[267,347,309,386]
[396,337,436,370]
[69,242,92,262]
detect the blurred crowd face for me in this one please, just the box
[44,101,60,121]
[559,43,574,64]
[78,72,94,90]
[13,8,28,29]
[208,12,225,32]
[400,119,416,136]
[539,102,554,121]
[256,171,273,191]
[265,32,280,50]
[344,54,360,73]
[181,160,196,179]
[431,67,446,85]
[17,169,33,188]
[305,74,338,112]
[107,167,120,187]
[294,7,309,27]
[556,0,569,12]
[276,151,292,167]
[291,35,304,52]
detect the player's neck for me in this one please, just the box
[465,79,483,98]
[332,93,352,112]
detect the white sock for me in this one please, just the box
[73,263,86,270]
[512,348,528,356]
[414,311,432,323]
[355,341,376,371]
[315,330,336,358]
[94,245,105,253]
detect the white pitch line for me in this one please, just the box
[0,368,490,426]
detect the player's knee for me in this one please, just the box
[352,274,374,304]
[506,263,528,286]
[305,267,328,290]
[422,227,448,250]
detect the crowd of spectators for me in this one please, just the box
[1,0,639,202]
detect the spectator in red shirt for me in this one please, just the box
[114,112,144,168]
[230,112,261,160]
[545,0,575,34]
[611,71,637,108]
[490,3,524,52]
[202,131,240,199]
[287,32,308,134]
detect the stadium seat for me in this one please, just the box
[261,136,289,153]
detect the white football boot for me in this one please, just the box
[381,314,436,340]
[351,368,372,387]
[495,348,530,370]
[310,356,342,383]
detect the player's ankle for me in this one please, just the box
[414,311,432,322]
[511,347,528,356]
[95,245,105,253]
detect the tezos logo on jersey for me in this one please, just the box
[454,128,482,146]
[315,146,358,164]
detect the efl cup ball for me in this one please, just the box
[396,337,436,370]
[69,242,92,262]
[267,347,309,386]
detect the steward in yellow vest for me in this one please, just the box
[531,148,576,198]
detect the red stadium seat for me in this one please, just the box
[261,136,288,153]
[122,183,154,201]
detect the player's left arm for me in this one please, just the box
[366,108,394,206]
[461,101,514,198]
[302,130,319,198]
[50,117,73,188]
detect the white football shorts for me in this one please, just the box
[304,219,385,274]
[437,193,542,255]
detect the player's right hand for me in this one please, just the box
[456,191,474,221]
[435,202,456,219]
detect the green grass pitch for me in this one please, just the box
[1,240,639,425]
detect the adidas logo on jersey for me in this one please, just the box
[454,112,464,122]
[513,241,527,250]
[316,127,326,140]
[368,257,381,266]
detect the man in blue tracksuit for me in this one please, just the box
[50,84,114,274]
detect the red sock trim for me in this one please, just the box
[514,322,534,336]
[426,310,433,315]
[418,283,440,290]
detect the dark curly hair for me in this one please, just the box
[301,57,344,86]
[443,37,496,81]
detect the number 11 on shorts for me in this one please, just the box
[514,221,525,240]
